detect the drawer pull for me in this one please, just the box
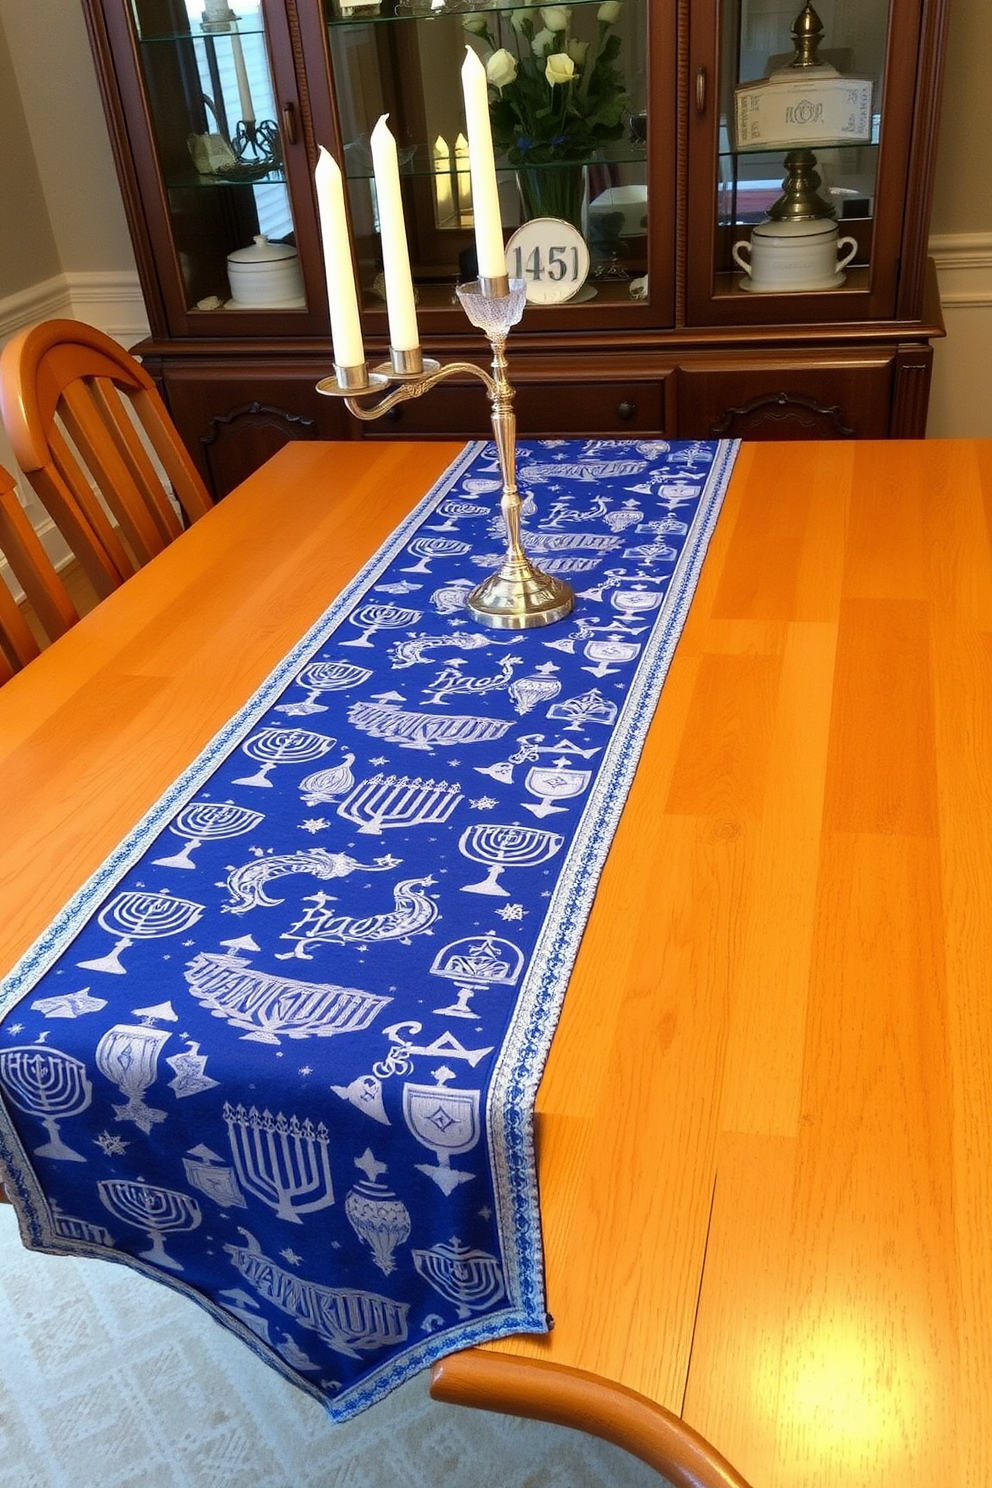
[616,400,636,422]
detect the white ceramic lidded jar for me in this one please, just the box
[226,235,305,308]
[732,217,858,292]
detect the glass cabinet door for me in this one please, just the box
[122,0,324,331]
[687,0,928,326]
[302,0,674,335]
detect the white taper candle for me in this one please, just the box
[460,47,506,282]
[230,34,255,124]
[370,114,420,352]
[314,145,365,372]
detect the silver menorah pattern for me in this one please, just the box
[77,891,205,975]
[223,1102,335,1223]
[458,823,565,895]
[97,1178,202,1270]
[340,602,422,648]
[0,1046,93,1161]
[401,536,472,574]
[153,801,264,869]
[233,727,335,787]
[336,774,463,834]
[411,1238,506,1319]
[275,660,373,714]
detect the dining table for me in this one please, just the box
[1,436,990,1488]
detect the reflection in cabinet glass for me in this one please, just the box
[326,1,649,315]
[689,0,936,325]
[717,0,887,294]
[132,2,305,315]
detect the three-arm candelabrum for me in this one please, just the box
[317,271,574,630]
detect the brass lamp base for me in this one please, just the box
[467,559,574,630]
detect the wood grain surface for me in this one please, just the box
[2,438,990,1487]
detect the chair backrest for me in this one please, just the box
[0,319,212,601]
[0,460,61,678]
[0,574,38,682]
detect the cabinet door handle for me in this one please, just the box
[695,66,707,115]
[281,102,298,146]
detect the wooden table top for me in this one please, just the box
[2,437,990,1488]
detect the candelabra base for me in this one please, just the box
[320,278,575,629]
[467,560,574,630]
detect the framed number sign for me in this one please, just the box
[504,218,591,305]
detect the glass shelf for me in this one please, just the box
[164,166,286,189]
[339,140,647,182]
[324,0,615,29]
[133,21,268,44]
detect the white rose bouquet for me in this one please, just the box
[463,3,628,168]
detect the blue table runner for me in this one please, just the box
[0,437,737,1420]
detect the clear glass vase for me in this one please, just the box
[515,164,586,232]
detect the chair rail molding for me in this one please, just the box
[0,277,71,342]
[0,271,148,346]
[929,232,992,306]
[927,233,992,438]
[62,271,150,344]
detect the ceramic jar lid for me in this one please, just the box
[226,235,305,308]
[227,233,298,264]
[749,217,839,241]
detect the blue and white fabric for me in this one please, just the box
[0,437,737,1420]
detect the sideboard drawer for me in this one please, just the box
[364,377,670,439]
[518,379,668,435]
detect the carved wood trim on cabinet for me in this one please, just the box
[709,391,856,441]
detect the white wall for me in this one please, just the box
[927,237,992,439]
[0,0,135,280]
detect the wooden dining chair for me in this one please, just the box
[0,319,212,602]
[0,459,79,678]
[431,1354,755,1488]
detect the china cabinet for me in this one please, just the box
[81,0,949,496]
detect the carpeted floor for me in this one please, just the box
[0,1203,664,1488]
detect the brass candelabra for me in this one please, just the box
[317,276,574,629]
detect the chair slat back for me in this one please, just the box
[0,576,39,679]
[91,378,187,542]
[58,377,173,565]
[0,463,68,677]
[0,319,212,596]
[35,422,132,596]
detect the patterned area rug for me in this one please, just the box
[0,1202,664,1488]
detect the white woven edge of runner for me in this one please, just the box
[0,437,740,1421]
